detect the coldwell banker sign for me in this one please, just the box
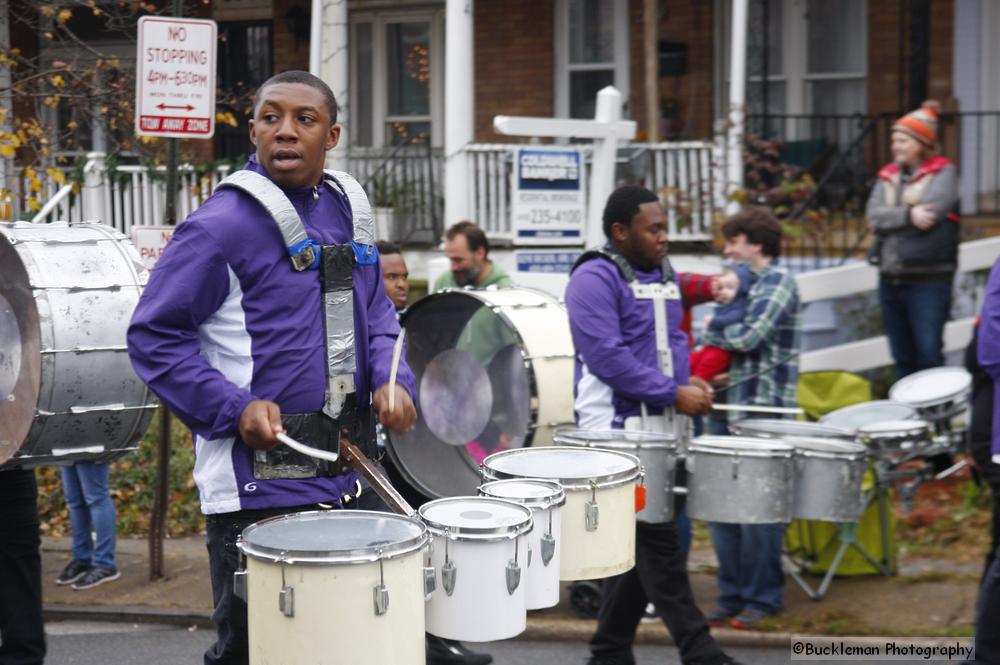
[511,148,586,246]
[135,16,217,138]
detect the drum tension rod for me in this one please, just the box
[373,549,390,616]
[278,552,294,618]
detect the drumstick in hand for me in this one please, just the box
[388,327,406,413]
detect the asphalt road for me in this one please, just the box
[41,620,943,665]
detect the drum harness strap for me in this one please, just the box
[217,169,378,487]
[572,247,682,432]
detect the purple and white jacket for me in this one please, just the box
[977,256,1000,461]
[127,156,416,514]
[566,255,691,429]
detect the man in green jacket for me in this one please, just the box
[433,221,513,292]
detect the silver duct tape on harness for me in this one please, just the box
[326,170,375,245]
[323,288,357,419]
[217,171,309,252]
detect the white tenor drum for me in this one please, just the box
[482,447,641,581]
[553,428,677,524]
[889,367,972,422]
[390,287,575,499]
[788,437,868,522]
[420,496,533,642]
[687,436,795,524]
[819,400,920,433]
[478,479,565,610]
[0,221,157,469]
[237,511,429,665]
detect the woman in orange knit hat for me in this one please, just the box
[866,100,960,379]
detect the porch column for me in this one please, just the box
[444,0,474,232]
[0,0,11,198]
[726,0,748,214]
[311,0,350,172]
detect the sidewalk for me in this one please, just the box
[40,535,979,646]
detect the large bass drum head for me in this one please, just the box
[0,231,41,466]
[390,289,535,499]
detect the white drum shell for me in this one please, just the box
[687,437,795,524]
[425,532,528,641]
[245,554,425,665]
[0,222,156,468]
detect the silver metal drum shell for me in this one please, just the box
[1,222,156,468]
[686,447,794,524]
[792,450,867,522]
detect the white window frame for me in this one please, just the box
[714,0,868,136]
[350,9,444,147]
[553,0,630,120]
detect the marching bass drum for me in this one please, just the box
[389,287,574,498]
[0,221,157,469]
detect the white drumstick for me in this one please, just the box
[712,404,805,415]
[276,431,340,463]
[388,327,406,413]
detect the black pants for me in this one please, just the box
[971,444,1000,579]
[203,481,388,665]
[0,469,46,665]
[589,521,726,665]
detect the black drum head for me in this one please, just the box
[387,291,534,499]
[0,231,41,466]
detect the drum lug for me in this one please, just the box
[585,480,600,531]
[540,533,556,566]
[373,554,390,617]
[233,570,247,602]
[730,455,740,480]
[423,566,437,598]
[442,560,457,596]
[278,586,294,617]
[505,560,521,595]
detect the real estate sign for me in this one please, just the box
[511,147,586,245]
[135,16,217,138]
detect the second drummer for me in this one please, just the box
[566,185,741,665]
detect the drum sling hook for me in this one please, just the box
[441,529,457,596]
[506,535,522,595]
[585,480,600,532]
[540,508,556,567]
[373,549,390,616]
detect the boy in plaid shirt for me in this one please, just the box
[699,206,801,629]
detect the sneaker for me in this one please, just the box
[426,635,493,665]
[71,566,121,590]
[729,606,773,629]
[640,601,657,623]
[55,560,91,585]
[704,606,739,627]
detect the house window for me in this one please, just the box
[351,12,443,147]
[215,21,272,160]
[555,0,629,120]
[716,0,867,141]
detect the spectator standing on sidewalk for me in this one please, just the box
[0,468,46,664]
[866,100,960,379]
[55,461,121,590]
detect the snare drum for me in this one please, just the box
[553,429,677,524]
[889,367,972,422]
[856,419,934,458]
[729,418,854,441]
[478,479,565,610]
[818,400,919,433]
[788,437,868,522]
[482,447,641,580]
[420,496,533,642]
[686,436,795,524]
[237,511,428,665]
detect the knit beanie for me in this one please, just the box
[892,100,940,147]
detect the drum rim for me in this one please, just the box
[477,479,567,509]
[729,418,854,439]
[784,436,869,460]
[888,367,972,407]
[418,496,534,541]
[688,435,796,457]
[818,400,919,427]
[237,510,429,565]
[481,446,642,490]
[857,419,932,436]
[553,428,678,451]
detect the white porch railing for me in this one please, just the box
[463,140,720,243]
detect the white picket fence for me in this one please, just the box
[463,140,721,242]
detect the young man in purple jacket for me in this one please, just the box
[972,256,1000,664]
[567,185,740,665]
[127,71,422,665]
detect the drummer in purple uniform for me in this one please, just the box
[970,256,1000,664]
[566,185,741,665]
[127,71,420,665]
